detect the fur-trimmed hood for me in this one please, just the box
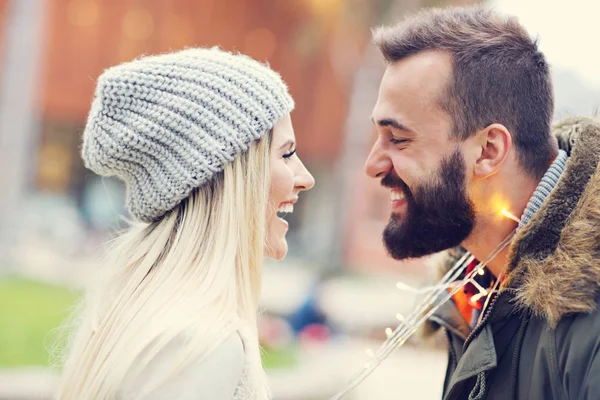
[437,117,600,328]
[505,117,600,327]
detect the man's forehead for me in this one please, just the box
[380,50,452,98]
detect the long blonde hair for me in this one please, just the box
[56,132,272,399]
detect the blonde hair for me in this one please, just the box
[55,132,272,399]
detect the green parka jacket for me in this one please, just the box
[431,117,600,400]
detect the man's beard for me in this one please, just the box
[382,149,475,260]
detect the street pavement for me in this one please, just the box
[0,339,446,400]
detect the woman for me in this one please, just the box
[56,47,314,399]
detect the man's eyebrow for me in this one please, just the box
[370,117,413,132]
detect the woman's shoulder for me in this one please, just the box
[187,331,246,394]
[122,331,246,399]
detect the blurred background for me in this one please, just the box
[0,0,599,399]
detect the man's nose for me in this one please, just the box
[364,137,393,178]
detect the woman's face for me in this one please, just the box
[266,114,315,260]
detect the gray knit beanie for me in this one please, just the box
[82,47,294,222]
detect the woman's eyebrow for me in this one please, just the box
[279,139,295,150]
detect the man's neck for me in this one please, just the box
[464,149,566,277]
[464,216,521,277]
[464,177,539,277]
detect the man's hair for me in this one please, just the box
[374,7,555,179]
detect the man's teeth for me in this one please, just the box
[277,203,294,215]
[391,190,405,201]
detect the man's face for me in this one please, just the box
[365,50,476,259]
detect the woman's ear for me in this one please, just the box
[473,124,512,179]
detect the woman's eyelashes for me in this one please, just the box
[283,149,296,159]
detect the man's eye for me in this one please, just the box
[389,138,408,145]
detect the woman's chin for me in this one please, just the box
[266,240,288,260]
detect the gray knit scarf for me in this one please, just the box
[518,149,568,230]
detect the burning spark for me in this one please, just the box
[501,208,521,223]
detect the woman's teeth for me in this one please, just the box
[277,203,294,217]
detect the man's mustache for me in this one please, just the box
[381,172,411,195]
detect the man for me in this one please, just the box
[365,6,600,400]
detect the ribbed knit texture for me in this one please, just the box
[82,47,294,222]
[518,150,568,229]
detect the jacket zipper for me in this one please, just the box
[446,329,457,369]
[462,291,506,351]
[443,329,458,400]
[509,317,529,400]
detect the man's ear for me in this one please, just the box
[473,124,512,179]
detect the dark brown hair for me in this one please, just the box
[374,7,556,179]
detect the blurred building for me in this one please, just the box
[0,0,477,277]
[3,0,378,259]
